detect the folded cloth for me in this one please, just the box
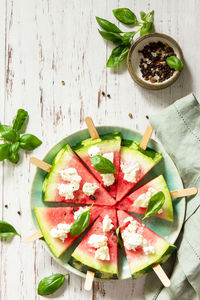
[145,93,200,300]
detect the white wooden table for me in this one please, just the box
[0,0,200,299]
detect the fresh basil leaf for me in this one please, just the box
[0,220,21,238]
[8,152,20,164]
[166,56,184,71]
[140,22,154,36]
[122,31,136,44]
[140,10,154,22]
[107,45,129,68]
[12,109,29,133]
[113,8,138,25]
[98,29,123,45]
[0,144,10,161]
[38,273,68,296]
[19,134,42,151]
[70,209,90,237]
[0,125,19,142]
[96,17,122,33]
[116,226,123,248]
[90,155,116,174]
[143,191,165,220]
[140,11,146,21]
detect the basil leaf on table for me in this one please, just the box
[98,29,123,45]
[38,273,68,296]
[116,226,123,248]
[70,209,91,237]
[140,21,154,36]
[0,220,21,238]
[19,134,42,150]
[140,10,154,22]
[0,125,19,142]
[96,17,122,33]
[143,191,165,220]
[90,155,116,174]
[106,45,129,68]
[121,31,136,45]
[0,144,10,161]
[166,56,184,71]
[12,109,29,133]
[8,152,20,164]
[113,8,138,25]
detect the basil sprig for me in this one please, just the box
[0,220,21,238]
[96,8,155,68]
[166,56,184,71]
[70,204,94,237]
[116,226,123,248]
[143,191,165,220]
[0,109,42,164]
[38,273,68,296]
[90,155,116,174]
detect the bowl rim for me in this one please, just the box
[30,125,186,281]
[127,32,184,90]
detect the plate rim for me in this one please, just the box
[30,125,186,281]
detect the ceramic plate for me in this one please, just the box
[30,126,185,281]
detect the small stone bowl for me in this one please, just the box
[127,33,184,90]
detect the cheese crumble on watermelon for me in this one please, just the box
[117,210,176,279]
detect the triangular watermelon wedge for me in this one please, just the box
[117,175,173,221]
[34,205,103,258]
[69,208,118,279]
[43,144,116,206]
[116,141,162,202]
[74,132,121,198]
[117,210,176,279]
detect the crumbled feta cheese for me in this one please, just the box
[133,187,158,208]
[102,152,114,163]
[88,234,108,248]
[143,245,155,255]
[101,174,115,186]
[88,145,101,157]
[121,162,140,183]
[103,215,114,232]
[82,182,99,196]
[59,168,82,184]
[95,246,110,261]
[57,183,79,199]
[50,222,72,242]
[74,207,90,220]
[123,217,134,224]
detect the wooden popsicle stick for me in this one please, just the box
[85,117,100,140]
[23,230,43,243]
[153,264,171,287]
[140,126,153,150]
[170,187,198,199]
[30,156,52,172]
[84,270,95,291]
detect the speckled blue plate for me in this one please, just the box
[30,126,185,281]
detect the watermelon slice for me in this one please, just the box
[34,206,103,258]
[73,132,121,199]
[116,140,162,202]
[117,210,176,279]
[69,208,118,279]
[117,175,173,221]
[43,144,116,206]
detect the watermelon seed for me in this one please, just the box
[105,187,111,192]
[90,195,95,200]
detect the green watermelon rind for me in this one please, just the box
[72,132,121,151]
[69,257,118,280]
[131,244,176,279]
[121,140,162,160]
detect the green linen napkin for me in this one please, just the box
[145,93,200,300]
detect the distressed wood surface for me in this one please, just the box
[0,0,200,299]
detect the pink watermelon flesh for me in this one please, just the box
[116,142,162,202]
[75,134,121,199]
[44,144,116,206]
[71,208,118,277]
[117,210,176,278]
[117,175,173,221]
[34,206,103,258]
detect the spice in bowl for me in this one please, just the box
[138,41,176,83]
